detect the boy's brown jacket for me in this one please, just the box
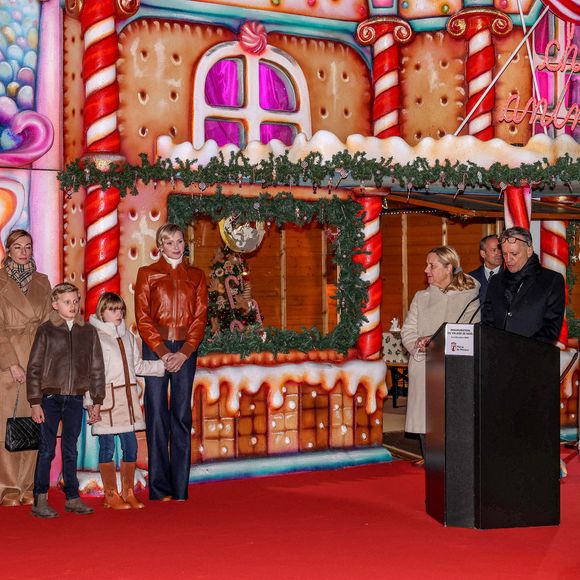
[26,310,106,406]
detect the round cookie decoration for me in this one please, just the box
[219,215,266,254]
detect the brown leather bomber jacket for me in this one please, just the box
[135,257,208,358]
[27,311,106,406]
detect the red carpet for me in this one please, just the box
[2,453,580,580]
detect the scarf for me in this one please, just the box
[4,256,36,295]
[502,252,541,308]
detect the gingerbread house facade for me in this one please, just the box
[1,0,579,480]
[58,0,579,474]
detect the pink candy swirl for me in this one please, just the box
[239,21,267,55]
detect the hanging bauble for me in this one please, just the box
[219,215,265,253]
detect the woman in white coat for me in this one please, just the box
[87,293,165,509]
[401,246,480,462]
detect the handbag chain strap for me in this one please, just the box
[12,384,21,420]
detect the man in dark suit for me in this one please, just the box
[482,227,565,344]
[468,234,503,303]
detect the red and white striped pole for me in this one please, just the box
[447,8,512,140]
[541,217,570,349]
[75,0,136,315]
[357,17,413,138]
[355,196,383,360]
[504,185,531,230]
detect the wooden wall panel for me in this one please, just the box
[406,214,444,305]
[249,228,282,329]
[445,219,488,275]
[380,215,404,322]
[285,224,323,331]
[191,219,220,275]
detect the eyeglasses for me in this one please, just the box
[105,306,124,312]
[499,236,531,247]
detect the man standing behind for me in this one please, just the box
[482,227,565,344]
[469,234,503,303]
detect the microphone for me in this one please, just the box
[468,304,481,324]
[455,296,480,324]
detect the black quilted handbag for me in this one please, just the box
[5,387,40,452]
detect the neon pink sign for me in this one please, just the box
[500,23,578,131]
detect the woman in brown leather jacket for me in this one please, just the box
[135,224,208,501]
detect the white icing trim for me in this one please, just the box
[156,131,580,171]
[194,360,387,415]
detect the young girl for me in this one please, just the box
[87,293,165,509]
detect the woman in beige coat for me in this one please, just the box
[401,246,480,462]
[0,230,52,506]
[86,292,165,509]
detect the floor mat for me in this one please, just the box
[383,430,422,460]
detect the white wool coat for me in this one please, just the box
[401,283,480,434]
[85,316,165,435]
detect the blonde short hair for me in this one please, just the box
[429,246,476,292]
[156,223,184,249]
[2,229,33,266]
[95,292,126,321]
[51,282,80,302]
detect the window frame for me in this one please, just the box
[193,41,312,148]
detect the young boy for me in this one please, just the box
[27,283,105,518]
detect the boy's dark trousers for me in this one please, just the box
[143,340,197,500]
[33,394,84,499]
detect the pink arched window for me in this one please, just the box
[198,48,309,148]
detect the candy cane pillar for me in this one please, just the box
[447,8,512,140]
[355,197,383,360]
[357,18,413,138]
[504,185,531,230]
[75,0,133,315]
[541,219,569,348]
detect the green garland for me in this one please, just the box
[168,191,367,358]
[57,151,580,195]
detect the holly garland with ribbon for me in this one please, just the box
[57,151,580,196]
[168,191,367,358]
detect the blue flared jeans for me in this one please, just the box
[142,341,197,500]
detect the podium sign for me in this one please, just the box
[426,323,560,529]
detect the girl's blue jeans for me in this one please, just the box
[98,432,138,463]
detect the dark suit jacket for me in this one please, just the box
[468,265,489,303]
[482,262,565,344]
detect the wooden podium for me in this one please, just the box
[426,323,560,529]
